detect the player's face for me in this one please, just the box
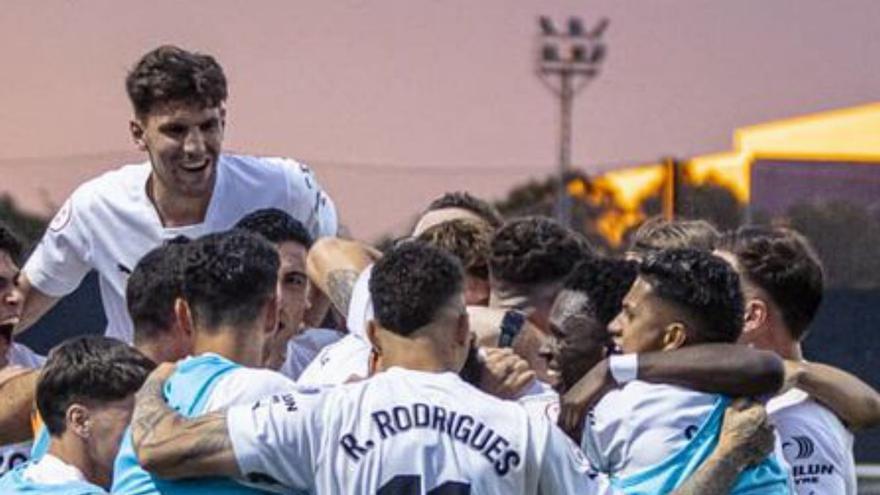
[608,277,675,354]
[133,101,224,200]
[545,290,610,392]
[87,395,136,489]
[265,241,309,370]
[0,250,23,361]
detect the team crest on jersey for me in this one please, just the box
[49,200,73,232]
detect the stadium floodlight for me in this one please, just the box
[534,15,609,227]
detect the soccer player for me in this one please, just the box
[717,226,862,493]
[15,45,337,344]
[0,336,153,494]
[128,241,779,494]
[0,223,44,475]
[417,218,493,306]
[112,229,297,494]
[235,208,319,373]
[576,248,790,493]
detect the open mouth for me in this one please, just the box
[0,321,15,341]
[180,158,210,173]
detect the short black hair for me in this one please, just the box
[37,336,154,436]
[182,230,279,330]
[235,208,313,248]
[127,239,190,344]
[0,221,24,263]
[417,219,491,279]
[719,226,823,340]
[489,216,590,286]
[126,45,227,117]
[427,192,504,228]
[370,241,464,336]
[629,216,720,256]
[639,248,744,344]
[563,257,638,325]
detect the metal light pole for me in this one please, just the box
[535,16,608,227]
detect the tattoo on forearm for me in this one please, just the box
[326,269,359,315]
[672,456,741,495]
[131,373,175,452]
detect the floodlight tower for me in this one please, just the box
[536,15,608,227]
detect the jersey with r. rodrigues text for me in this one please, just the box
[227,367,615,495]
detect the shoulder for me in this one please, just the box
[221,154,310,184]
[69,162,150,207]
[208,368,297,411]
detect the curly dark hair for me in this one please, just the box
[629,216,720,257]
[126,45,227,117]
[426,192,504,228]
[127,239,190,344]
[235,208,313,248]
[182,230,279,330]
[489,216,590,286]
[639,248,744,344]
[718,226,823,340]
[563,257,638,325]
[369,241,464,336]
[37,336,154,436]
[417,219,491,279]
[0,221,24,263]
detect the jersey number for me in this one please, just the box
[377,475,470,494]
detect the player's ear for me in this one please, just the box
[366,320,382,356]
[662,322,687,350]
[174,297,195,339]
[67,403,91,440]
[454,311,470,347]
[263,293,279,336]
[743,298,768,335]
[130,119,147,151]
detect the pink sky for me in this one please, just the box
[2,0,879,240]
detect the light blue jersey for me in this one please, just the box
[0,460,105,494]
[112,354,276,494]
[612,396,790,495]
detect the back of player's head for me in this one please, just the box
[235,208,313,248]
[639,248,744,344]
[182,230,279,330]
[37,336,154,436]
[126,45,228,117]
[0,221,24,263]
[563,257,638,325]
[426,191,504,228]
[489,216,589,286]
[718,226,823,340]
[629,216,720,257]
[370,241,464,336]
[417,219,491,280]
[127,238,189,344]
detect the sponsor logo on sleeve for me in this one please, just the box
[49,200,73,232]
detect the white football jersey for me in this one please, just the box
[581,380,718,477]
[297,333,372,386]
[201,360,299,413]
[279,328,346,381]
[227,367,616,495]
[23,154,337,343]
[768,388,856,495]
[518,383,560,423]
[346,265,374,339]
[7,343,45,369]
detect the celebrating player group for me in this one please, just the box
[0,45,876,495]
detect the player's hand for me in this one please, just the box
[478,348,536,400]
[717,398,775,467]
[558,358,615,442]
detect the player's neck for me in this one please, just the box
[378,335,457,374]
[147,175,212,227]
[757,324,803,361]
[192,326,264,368]
[47,437,104,487]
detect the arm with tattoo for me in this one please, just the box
[671,400,777,495]
[305,237,380,316]
[131,364,240,479]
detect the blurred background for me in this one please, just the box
[2,1,878,490]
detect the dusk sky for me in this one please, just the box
[2,0,879,239]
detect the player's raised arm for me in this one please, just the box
[131,363,241,480]
[12,273,61,336]
[787,360,880,430]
